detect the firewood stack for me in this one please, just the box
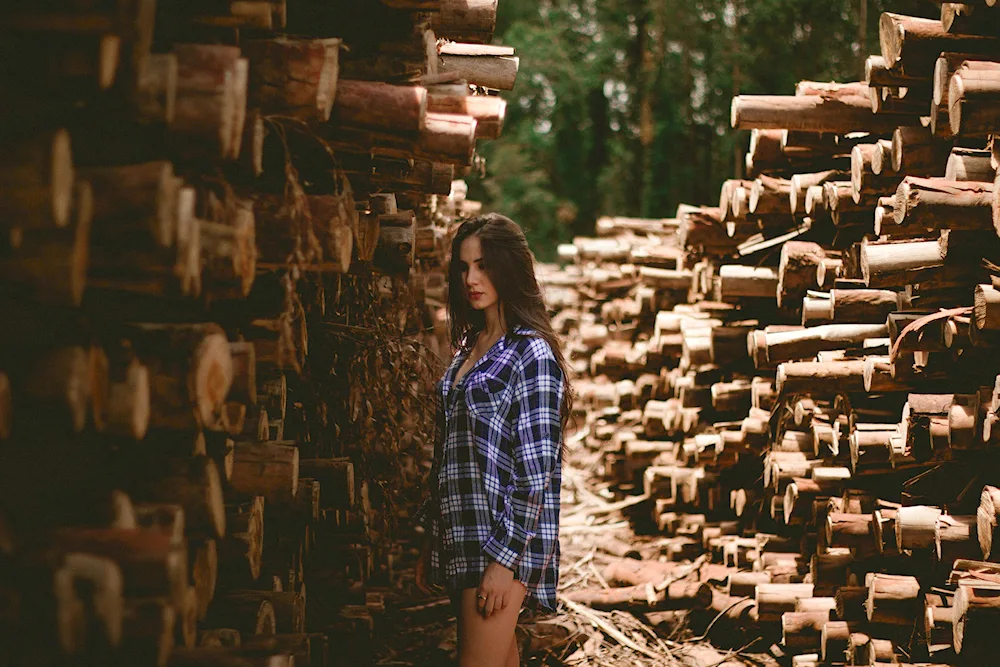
[0,1,511,666]
[551,8,1000,666]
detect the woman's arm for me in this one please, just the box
[482,338,563,569]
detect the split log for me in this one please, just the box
[978,485,1000,559]
[946,147,995,181]
[755,583,813,622]
[218,497,264,588]
[0,128,74,230]
[949,60,1000,137]
[430,0,499,43]
[860,237,955,288]
[170,44,243,159]
[879,12,1000,75]
[230,443,299,504]
[243,38,341,121]
[782,611,828,652]
[866,572,920,625]
[416,112,477,165]
[937,514,980,562]
[892,177,993,232]
[829,289,901,323]
[0,180,91,307]
[827,512,876,555]
[851,143,901,205]
[602,559,679,587]
[953,585,1000,659]
[83,157,193,274]
[717,265,778,300]
[199,203,257,300]
[731,94,918,133]
[331,80,426,133]
[427,93,505,139]
[821,620,856,663]
[565,581,711,612]
[866,54,925,87]
[757,323,888,366]
[124,324,232,431]
[728,571,771,597]
[438,43,519,90]
[375,216,415,273]
[776,241,825,308]
[896,504,942,550]
[890,125,951,176]
[776,360,866,395]
[749,176,791,216]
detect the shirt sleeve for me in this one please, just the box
[483,337,563,569]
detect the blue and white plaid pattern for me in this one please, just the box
[417,327,563,611]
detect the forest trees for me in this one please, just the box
[471,0,936,257]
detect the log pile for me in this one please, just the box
[550,8,1000,666]
[0,1,513,666]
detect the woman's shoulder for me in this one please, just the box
[508,328,559,367]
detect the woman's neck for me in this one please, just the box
[481,303,506,340]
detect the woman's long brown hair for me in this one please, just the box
[447,213,574,436]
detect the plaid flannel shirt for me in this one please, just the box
[416,327,563,611]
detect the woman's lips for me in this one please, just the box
[469,291,483,300]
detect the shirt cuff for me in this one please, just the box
[483,535,520,570]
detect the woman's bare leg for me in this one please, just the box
[505,633,520,667]
[456,585,526,667]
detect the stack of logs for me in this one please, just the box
[0,1,509,666]
[551,7,1000,667]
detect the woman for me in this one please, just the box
[414,214,572,667]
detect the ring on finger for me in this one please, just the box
[477,594,487,600]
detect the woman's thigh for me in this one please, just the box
[455,584,527,667]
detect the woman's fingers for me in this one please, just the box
[477,588,488,614]
[499,591,509,610]
[483,592,496,617]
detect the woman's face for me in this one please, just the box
[459,235,499,311]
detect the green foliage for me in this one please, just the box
[468,0,938,259]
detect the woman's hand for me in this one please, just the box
[477,561,516,617]
[415,539,432,594]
